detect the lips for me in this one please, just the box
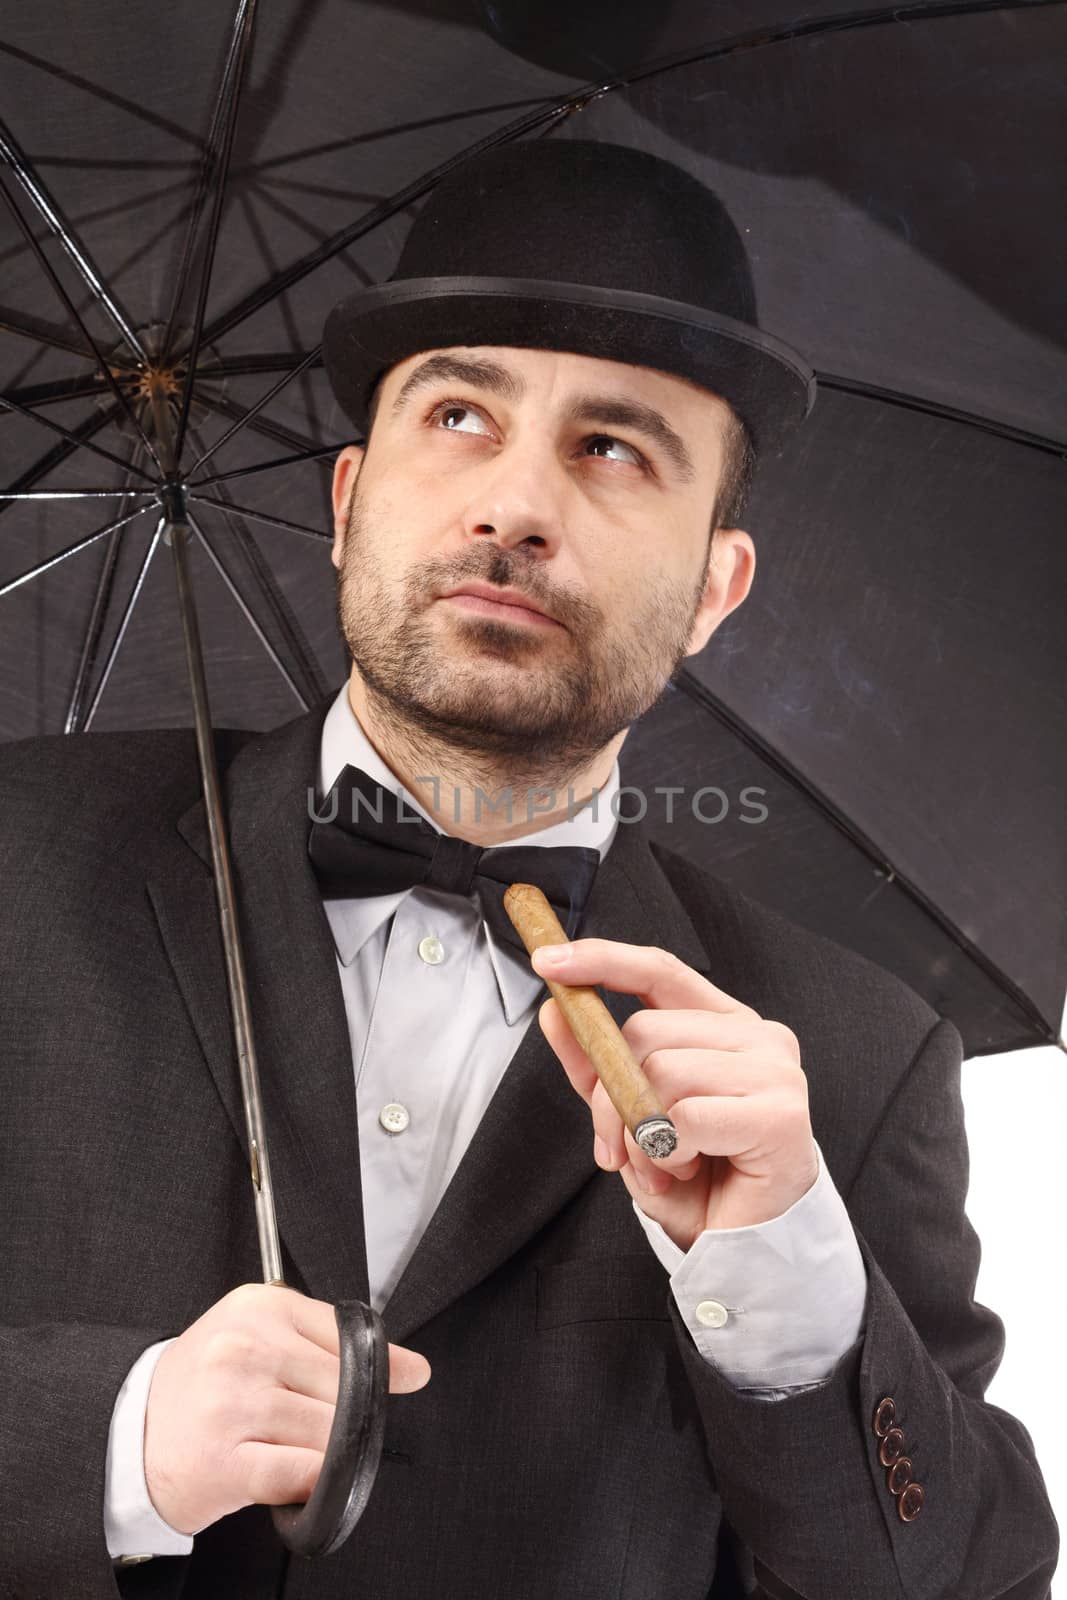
[439,582,558,624]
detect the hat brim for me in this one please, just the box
[323,277,815,453]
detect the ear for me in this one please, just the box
[331,444,365,569]
[684,528,756,657]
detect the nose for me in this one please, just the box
[458,436,564,555]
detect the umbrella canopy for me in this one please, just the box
[1,0,1064,1058]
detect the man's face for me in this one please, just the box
[330,345,754,777]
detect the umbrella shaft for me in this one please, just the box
[155,400,285,1286]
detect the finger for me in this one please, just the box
[281,1295,430,1392]
[659,1091,799,1169]
[275,1338,341,1407]
[622,1008,762,1058]
[388,1343,432,1394]
[235,1441,326,1510]
[621,1122,703,1189]
[540,1000,677,1179]
[538,997,601,1105]
[532,939,754,1017]
[635,1045,785,1102]
[589,1040,781,1168]
[586,1074,626,1166]
[582,1075,700,1185]
[282,1292,342,1357]
[249,1390,337,1453]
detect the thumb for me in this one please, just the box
[387,1341,431,1394]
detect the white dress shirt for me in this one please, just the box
[105,686,867,1561]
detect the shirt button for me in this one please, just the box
[694,1299,729,1329]
[418,935,445,965]
[379,1102,410,1135]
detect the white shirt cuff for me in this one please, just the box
[632,1140,868,1389]
[104,1339,195,1560]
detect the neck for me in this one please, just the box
[344,670,623,847]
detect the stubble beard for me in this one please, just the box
[335,488,707,791]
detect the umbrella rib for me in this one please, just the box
[673,667,1061,1046]
[0,170,160,467]
[243,95,558,177]
[0,40,206,149]
[186,346,323,478]
[0,489,156,501]
[0,307,134,365]
[1,375,116,410]
[0,391,156,480]
[187,494,329,542]
[0,502,155,598]
[83,520,165,730]
[193,444,341,489]
[186,511,311,711]
[66,439,149,733]
[245,182,378,282]
[160,0,258,362]
[605,0,1067,101]
[194,352,323,380]
[194,389,333,461]
[817,372,1067,457]
[67,522,126,732]
[171,0,260,464]
[186,418,332,704]
[0,403,124,522]
[0,114,148,365]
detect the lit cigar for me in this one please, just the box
[503,883,678,1160]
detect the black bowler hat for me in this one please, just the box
[323,139,816,452]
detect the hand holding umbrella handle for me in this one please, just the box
[270,1298,389,1557]
[165,509,391,1557]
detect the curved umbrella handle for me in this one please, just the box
[271,1298,389,1557]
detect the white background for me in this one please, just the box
[961,1012,1066,1592]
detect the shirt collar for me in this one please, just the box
[317,684,620,1022]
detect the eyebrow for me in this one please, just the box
[391,354,696,483]
[391,355,524,412]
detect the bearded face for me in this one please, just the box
[335,476,711,785]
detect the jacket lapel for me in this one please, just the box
[147,706,718,1339]
[383,818,713,1344]
[147,700,372,1306]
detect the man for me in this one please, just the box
[0,140,1058,1598]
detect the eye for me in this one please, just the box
[431,402,492,436]
[585,435,645,467]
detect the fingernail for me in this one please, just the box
[534,943,571,966]
[593,1135,609,1167]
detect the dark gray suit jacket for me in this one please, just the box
[0,703,1058,1600]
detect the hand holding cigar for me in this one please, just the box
[506,883,821,1248]
[503,884,678,1160]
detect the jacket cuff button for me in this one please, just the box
[898,1482,926,1522]
[872,1395,896,1437]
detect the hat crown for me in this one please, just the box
[322,138,814,449]
[393,139,758,323]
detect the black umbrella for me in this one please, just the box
[3,1,1063,1064]
[2,0,1064,1557]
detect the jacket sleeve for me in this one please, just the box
[668,1017,1060,1600]
[0,1323,190,1600]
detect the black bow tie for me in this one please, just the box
[307,765,600,959]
